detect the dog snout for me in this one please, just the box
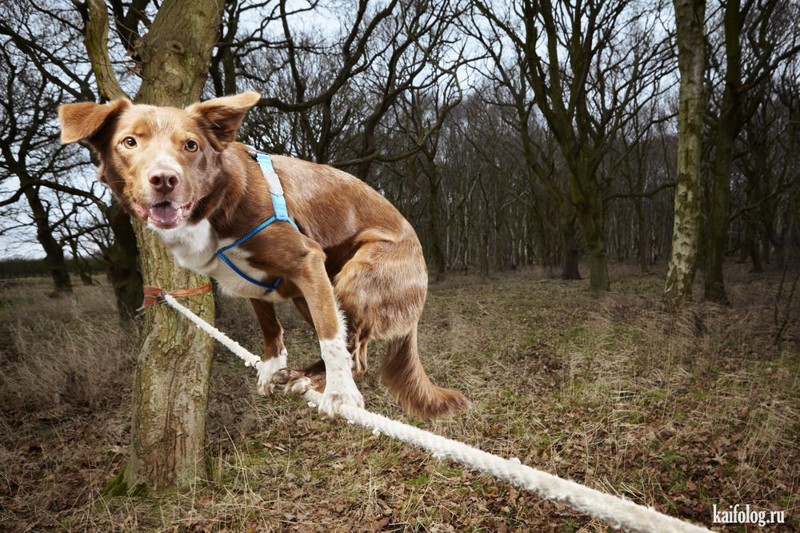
[148,169,181,194]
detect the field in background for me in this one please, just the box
[0,265,798,531]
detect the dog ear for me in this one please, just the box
[186,92,261,146]
[59,99,131,148]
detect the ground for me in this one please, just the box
[0,264,797,532]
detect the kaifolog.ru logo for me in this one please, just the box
[713,504,785,527]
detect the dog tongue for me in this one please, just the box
[149,202,179,225]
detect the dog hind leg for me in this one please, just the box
[349,325,371,378]
[334,230,470,419]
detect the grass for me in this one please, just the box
[0,264,798,531]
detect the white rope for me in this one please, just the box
[162,293,710,533]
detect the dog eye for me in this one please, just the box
[185,140,198,152]
[122,136,137,149]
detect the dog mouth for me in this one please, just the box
[133,200,194,229]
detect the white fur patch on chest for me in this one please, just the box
[153,220,285,302]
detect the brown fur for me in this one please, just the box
[59,92,469,419]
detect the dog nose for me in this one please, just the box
[148,170,180,193]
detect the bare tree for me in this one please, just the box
[0,3,100,294]
[392,83,463,280]
[463,13,582,279]
[77,0,222,493]
[472,0,672,295]
[221,1,467,176]
[664,0,706,307]
[600,99,675,272]
[703,0,800,304]
[0,0,146,315]
[0,48,71,293]
[737,86,794,273]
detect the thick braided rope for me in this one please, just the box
[161,293,710,533]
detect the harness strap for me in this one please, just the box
[251,151,291,220]
[214,149,299,293]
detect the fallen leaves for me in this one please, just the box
[1,270,798,531]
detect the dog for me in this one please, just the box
[58,92,469,419]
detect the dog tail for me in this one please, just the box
[380,325,470,419]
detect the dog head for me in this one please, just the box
[59,92,260,230]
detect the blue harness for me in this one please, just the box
[215,149,299,293]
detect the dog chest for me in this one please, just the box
[154,220,285,301]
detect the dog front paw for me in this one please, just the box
[256,350,288,395]
[317,380,364,418]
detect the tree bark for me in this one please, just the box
[664,0,706,308]
[84,0,127,101]
[135,0,223,106]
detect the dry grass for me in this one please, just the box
[0,265,798,532]
[0,280,136,412]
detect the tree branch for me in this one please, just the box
[83,0,128,101]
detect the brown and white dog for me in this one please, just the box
[58,92,469,419]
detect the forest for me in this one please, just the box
[1,0,798,304]
[0,0,798,531]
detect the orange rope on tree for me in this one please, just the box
[142,283,213,307]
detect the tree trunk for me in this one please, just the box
[664,0,706,309]
[116,0,223,493]
[745,220,764,273]
[427,180,447,282]
[569,160,609,295]
[68,239,95,286]
[635,184,649,273]
[704,0,744,306]
[106,199,143,320]
[705,136,734,304]
[561,216,582,280]
[135,1,222,106]
[24,186,72,295]
[575,195,610,296]
[126,223,215,493]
